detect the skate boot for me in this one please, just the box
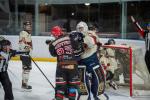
[99,93,109,100]
[94,96,100,100]
[87,96,91,100]
[109,81,118,90]
[77,93,81,100]
[22,83,32,92]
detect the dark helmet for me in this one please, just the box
[0,39,11,51]
[88,23,96,31]
[70,32,84,42]
[107,39,115,45]
[23,20,32,26]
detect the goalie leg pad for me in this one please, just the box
[92,65,106,96]
[78,66,89,95]
[85,72,92,98]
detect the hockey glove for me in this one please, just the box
[45,40,52,45]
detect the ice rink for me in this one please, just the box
[0,61,149,100]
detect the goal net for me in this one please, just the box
[99,44,150,97]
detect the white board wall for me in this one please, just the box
[2,35,145,58]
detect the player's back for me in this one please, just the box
[52,34,77,65]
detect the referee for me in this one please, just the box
[0,39,14,100]
[0,39,29,100]
[131,16,150,74]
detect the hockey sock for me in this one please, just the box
[22,70,30,85]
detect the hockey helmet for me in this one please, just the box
[108,39,115,45]
[76,21,88,34]
[70,31,84,42]
[23,20,32,26]
[0,39,11,51]
[23,20,32,32]
[88,23,96,31]
[51,26,63,38]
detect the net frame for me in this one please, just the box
[102,45,133,96]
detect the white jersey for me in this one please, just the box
[106,48,118,73]
[19,31,32,53]
[81,31,99,59]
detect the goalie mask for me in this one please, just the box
[51,26,63,38]
[0,39,11,52]
[76,21,88,35]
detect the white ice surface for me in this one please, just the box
[0,61,149,100]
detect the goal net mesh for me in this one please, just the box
[99,45,150,97]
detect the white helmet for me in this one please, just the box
[76,21,88,35]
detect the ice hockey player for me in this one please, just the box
[0,39,29,100]
[48,26,80,100]
[100,39,118,90]
[76,21,108,100]
[131,16,150,74]
[19,20,33,90]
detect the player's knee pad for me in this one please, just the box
[23,69,30,74]
[68,87,76,99]
[56,77,66,86]
[23,65,32,70]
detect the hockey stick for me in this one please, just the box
[130,16,143,31]
[29,55,55,89]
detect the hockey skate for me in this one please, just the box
[94,96,100,100]
[109,81,118,90]
[99,93,109,100]
[21,83,32,92]
[87,96,91,100]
